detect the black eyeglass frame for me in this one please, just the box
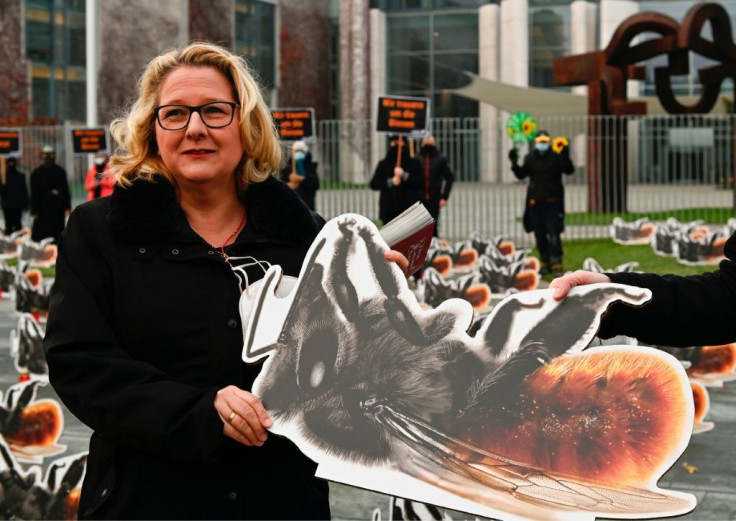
[153,101,240,131]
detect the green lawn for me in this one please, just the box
[533,237,721,281]
[566,207,735,226]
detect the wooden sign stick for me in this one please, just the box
[396,136,403,166]
[1,157,6,185]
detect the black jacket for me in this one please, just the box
[44,175,330,519]
[30,160,71,242]
[370,149,423,224]
[512,150,574,203]
[600,231,736,347]
[279,152,319,211]
[0,166,29,210]
[417,147,454,218]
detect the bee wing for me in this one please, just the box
[376,405,694,518]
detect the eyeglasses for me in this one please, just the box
[154,101,240,131]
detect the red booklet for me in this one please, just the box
[379,202,435,276]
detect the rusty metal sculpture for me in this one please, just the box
[554,3,736,212]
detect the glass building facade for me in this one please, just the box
[529,1,571,89]
[234,0,277,93]
[384,7,483,118]
[26,0,87,122]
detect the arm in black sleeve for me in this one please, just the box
[511,156,529,180]
[600,256,736,347]
[44,208,226,463]
[441,157,454,199]
[370,160,392,191]
[299,161,320,193]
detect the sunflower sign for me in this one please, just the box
[553,136,569,153]
[505,112,537,145]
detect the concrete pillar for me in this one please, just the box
[500,0,528,88]
[369,8,387,181]
[478,3,501,183]
[498,0,528,183]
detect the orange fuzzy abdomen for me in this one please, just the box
[691,381,709,424]
[4,401,63,446]
[688,344,736,375]
[464,350,690,487]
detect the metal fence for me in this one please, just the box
[6,114,734,247]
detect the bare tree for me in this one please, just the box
[189,0,234,48]
[278,0,331,120]
[0,0,30,123]
[97,0,188,124]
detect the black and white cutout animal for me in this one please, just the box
[240,214,695,521]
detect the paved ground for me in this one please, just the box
[1,296,735,520]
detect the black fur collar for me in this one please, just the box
[108,175,321,245]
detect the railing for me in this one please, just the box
[6,114,734,246]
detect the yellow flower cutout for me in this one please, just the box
[553,136,569,153]
[507,127,517,137]
[521,118,537,138]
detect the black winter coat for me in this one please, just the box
[30,160,71,242]
[417,147,454,219]
[370,149,423,224]
[0,166,29,210]
[44,175,330,520]
[599,231,736,347]
[512,150,574,203]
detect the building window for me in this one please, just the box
[234,0,277,92]
[529,3,570,89]
[386,11,479,118]
[26,0,86,122]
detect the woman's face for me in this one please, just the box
[154,65,244,190]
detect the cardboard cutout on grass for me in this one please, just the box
[240,214,696,521]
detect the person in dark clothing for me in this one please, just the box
[279,140,319,211]
[509,130,574,276]
[550,229,736,348]
[418,135,454,237]
[370,134,423,225]
[0,157,29,234]
[30,145,71,244]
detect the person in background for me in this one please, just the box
[509,130,574,277]
[370,134,423,225]
[30,145,71,244]
[279,140,319,211]
[85,152,116,200]
[549,229,736,347]
[0,157,30,234]
[418,135,454,237]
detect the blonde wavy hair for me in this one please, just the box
[109,42,281,190]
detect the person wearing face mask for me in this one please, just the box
[508,130,574,276]
[84,152,116,200]
[279,140,319,210]
[30,145,71,243]
[0,157,30,234]
[417,135,454,237]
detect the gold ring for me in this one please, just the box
[228,411,236,424]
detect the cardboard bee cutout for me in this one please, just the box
[240,214,696,521]
[0,437,86,519]
[0,380,65,463]
[610,217,656,245]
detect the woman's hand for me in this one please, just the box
[215,385,272,446]
[549,270,611,300]
[385,249,409,276]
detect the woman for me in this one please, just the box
[43,42,411,520]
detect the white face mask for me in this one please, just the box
[95,157,106,165]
